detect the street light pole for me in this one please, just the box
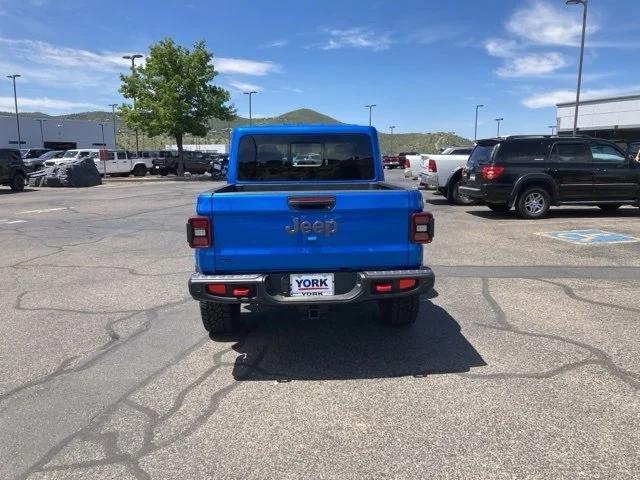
[7,75,22,148]
[566,0,588,136]
[389,125,396,155]
[36,119,46,147]
[123,54,143,154]
[243,91,257,126]
[109,103,118,148]
[474,104,484,141]
[98,123,106,146]
[495,117,504,137]
[365,104,376,126]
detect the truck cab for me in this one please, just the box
[187,125,435,335]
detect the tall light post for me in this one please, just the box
[365,104,376,126]
[474,104,484,141]
[123,54,143,154]
[7,75,22,148]
[495,117,504,137]
[109,103,118,148]
[98,123,107,147]
[389,125,396,154]
[549,125,557,135]
[243,91,257,126]
[566,0,588,136]
[36,119,47,147]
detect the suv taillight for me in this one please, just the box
[411,212,434,244]
[481,165,505,181]
[427,159,437,173]
[187,216,211,248]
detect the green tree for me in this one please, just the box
[119,38,235,175]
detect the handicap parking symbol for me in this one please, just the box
[539,229,640,245]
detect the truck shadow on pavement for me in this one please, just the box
[466,207,640,220]
[231,300,486,382]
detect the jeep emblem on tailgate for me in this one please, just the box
[285,218,337,236]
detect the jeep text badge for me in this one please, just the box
[285,217,337,236]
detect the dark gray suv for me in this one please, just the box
[0,149,27,192]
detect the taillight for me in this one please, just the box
[427,159,437,173]
[481,165,505,181]
[411,212,434,244]
[187,216,211,248]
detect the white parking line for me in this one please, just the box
[0,219,26,224]
[17,207,69,214]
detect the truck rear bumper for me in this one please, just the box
[188,267,435,306]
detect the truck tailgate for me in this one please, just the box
[196,189,423,273]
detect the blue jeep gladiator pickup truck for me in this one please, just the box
[187,125,435,334]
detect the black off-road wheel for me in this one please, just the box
[10,172,25,192]
[448,178,476,205]
[379,295,420,326]
[516,186,551,219]
[199,302,241,334]
[133,164,147,177]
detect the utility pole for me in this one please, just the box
[474,104,484,141]
[549,125,557,135]
[98,123,106,146]
[109,103,118,148]
[365,104,376,126]
[389,125,396,154]
[7,75,22,148]
[123,54,143,154]
[566,0,588,136]
[36,119,46,147]
[495,117,504,137]
[244,91,257,126]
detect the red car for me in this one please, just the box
[382,155,402,169]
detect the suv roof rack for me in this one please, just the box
[502,134,594,140]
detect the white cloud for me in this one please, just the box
[497,52,567,77]
[506,1,597,47]
[0,96,102,112]
[260,39,288,49]
[216,57,280,76]
[485,38,519,58]
[317,28,391,51]
[522,86,640,108]
[228,80,264,93]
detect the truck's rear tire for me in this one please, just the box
[448,178,476,205]
[9,172,25,192]
[133,164,147,177]
[199,302,240,334]
[379,295,420,326]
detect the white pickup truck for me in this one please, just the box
[418,146,475,205]
[44,149,151,177]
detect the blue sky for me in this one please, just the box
[0,0,639,139]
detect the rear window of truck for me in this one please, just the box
[237,134,375,181]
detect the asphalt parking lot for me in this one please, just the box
[1,170,639,479]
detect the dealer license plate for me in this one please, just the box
[290,273,335,297]
[469,173,476,181]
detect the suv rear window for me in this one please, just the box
[496,139,548,163]
[468,144,496,166]
[237,134,375,181]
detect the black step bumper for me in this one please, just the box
[188,267,435,306]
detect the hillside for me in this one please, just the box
[0,108,471,153]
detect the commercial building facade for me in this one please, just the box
[556,94,640,155]
[0,115,116,150]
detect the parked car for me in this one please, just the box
[44,149,94,167]
[21,148,52,160]
[382,155,402,169]
[45,149,149,177]
[404,154,425,179]
[23,150,65,173]
[0,148,27,192]
[419,146,475,204]
[458,135,640,219]
[187,125,435,335]
[153,150,211,175]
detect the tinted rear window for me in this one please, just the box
[496,139,548,163]
[237,134,375,181]
[468,144,496,165]
[550,142,590,164]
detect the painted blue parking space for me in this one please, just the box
[538,229,640,245]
